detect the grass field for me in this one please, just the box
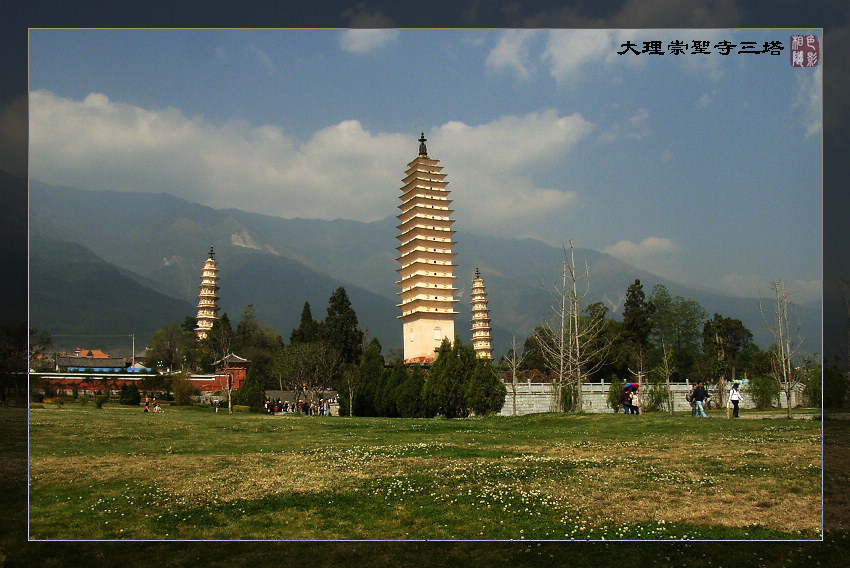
[27,403,822,542]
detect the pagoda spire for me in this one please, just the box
[195,246,220,340]
[471,268,493,360]
[418,132,428,157]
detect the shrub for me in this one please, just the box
[119,384,142,406]
[171,375,199,406]
[233,405,253,413]
[94,395,109,409]
[642,380,669,412]
[78,394,89,406]
[465,362,506,416]
[558,382,577,412]
[607,375,624,412]
[746,374,780,409]
[233,370,266,410]
[31,392,44,403]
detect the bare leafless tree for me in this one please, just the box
[654,338,676,416]
[760,280,804,418]
[537,240,613,412]
[274,341,342,413]
[503,335,527,416]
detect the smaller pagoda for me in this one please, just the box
[470,268,493,360]
[195,246,220,341]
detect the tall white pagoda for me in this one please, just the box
[470,268,493,360]
[396,133,458,363]
[195,246,220,340]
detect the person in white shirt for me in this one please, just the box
[728,383,742,418]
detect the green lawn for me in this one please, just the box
[27,403,823,541]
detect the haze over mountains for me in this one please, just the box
[28,178,822,358]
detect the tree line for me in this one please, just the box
[143,286,505,416]
[514,269,822,413]
[9,254,839,414]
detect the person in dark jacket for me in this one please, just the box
[618,389,631,414]
[692,381,709,418]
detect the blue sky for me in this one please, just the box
[28,28,822,302]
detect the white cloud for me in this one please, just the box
[603,237,680,278]
[29,91,594,239]
[794,65,822,139]
[697,93,712,108]
[485,29,539,81]
[604,237,678,261]
[338,29,399,54]
[542,30,624,85]
[600,107,651,142]
[538,29,734,86]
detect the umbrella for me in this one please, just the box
[621,383,640,392]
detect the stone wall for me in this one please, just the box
[499,381,805,416]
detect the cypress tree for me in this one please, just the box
[351,338,383,416]
[622,279,654,347]
[290,301,320,344]
[465,360,506,416]
[396,364,426,418]
[323,287,364,365]
[423,337,476,418]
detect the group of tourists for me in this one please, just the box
[618,381,744,418]
[143,395,162,413]
[685,381,743,418]
[618,388,640,415]
[263,398,335,416]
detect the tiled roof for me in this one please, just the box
[57,356,127,369]
[214,353,250,365]
[73,348,111,358]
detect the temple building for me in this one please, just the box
[396,133,458,363]
[195,246,220,340]
[470,268,493,360]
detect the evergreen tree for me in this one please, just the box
[702,313,754,411]
[376,359,407,417]
[233,368,267,410]
[350,338,383,416]
[465,360,506,416]
[423,336,476,418]
[322,287,364,366]
[290,301,321,344]
[622,279,654,347]
[234,304,284,387]
[396,364,426,418]
[519,327,551,373]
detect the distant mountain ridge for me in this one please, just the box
[29,179,822,356]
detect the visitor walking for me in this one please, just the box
[692,381,709,418]
[630,390,640,415]
[728,383,742,418]
[619,389,631,414]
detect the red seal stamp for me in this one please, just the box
[790,34,819,67]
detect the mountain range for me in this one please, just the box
[27,177,822,359]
